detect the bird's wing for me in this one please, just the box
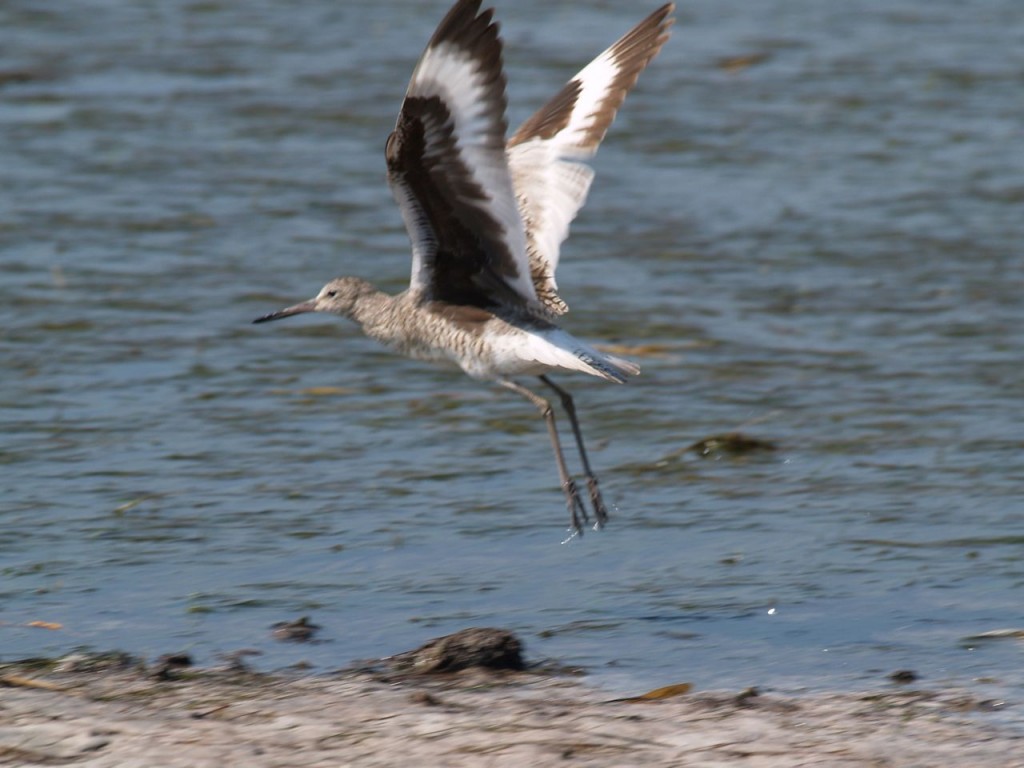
[507,4,674,315]
[386,0,536,311]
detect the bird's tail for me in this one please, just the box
[574,345,640,383]
[532,328,640,383]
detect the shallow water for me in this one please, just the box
[3,0,1023,699]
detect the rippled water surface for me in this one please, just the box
[3,0,1023,698]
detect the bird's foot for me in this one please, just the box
[562,478,590,537]
[586,476,609,530]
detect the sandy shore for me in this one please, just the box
[1,650,1020,767]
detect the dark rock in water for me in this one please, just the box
[391,627,524,674]
[889,669,919,684]
[688,432,778,458]
[272,616,321,643]
[0,70,37,87]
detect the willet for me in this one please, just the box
[255,0,673,536]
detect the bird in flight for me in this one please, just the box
[255,0,673,536]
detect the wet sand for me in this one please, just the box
[2,656,1020,767]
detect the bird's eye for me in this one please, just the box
[326,290,337,297]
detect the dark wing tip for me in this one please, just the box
[426,0,498,56]
[611,4,676,70]
[586,3,675,141]
[388,0,532,312]
[509,4,675,149]
[411,0,508,147]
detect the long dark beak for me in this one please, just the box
[252,299,317,324]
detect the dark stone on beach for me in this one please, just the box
[735,687,760,706]
[391,627,524,674]
[54,651,139,674]
[153,653,193,680]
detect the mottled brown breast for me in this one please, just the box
[424,301,496,333]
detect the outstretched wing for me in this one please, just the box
[508,4,675,315]
[386,0,536,311]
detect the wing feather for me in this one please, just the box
[508,4,675,315]
[386,0,536,311]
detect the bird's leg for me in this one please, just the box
[498,379,589,536]
[539,375,609,529]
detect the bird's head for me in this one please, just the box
[253,277,377,324]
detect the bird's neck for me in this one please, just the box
[344,287,402,335]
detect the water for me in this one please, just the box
[2,0,1023,700]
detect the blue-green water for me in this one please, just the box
[2,0,1023,699]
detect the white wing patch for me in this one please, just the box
[508,141,594,284]
[508,5,674,316]
[405,42,536,305]
[545,51,622,157]
[508,48,644,314]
